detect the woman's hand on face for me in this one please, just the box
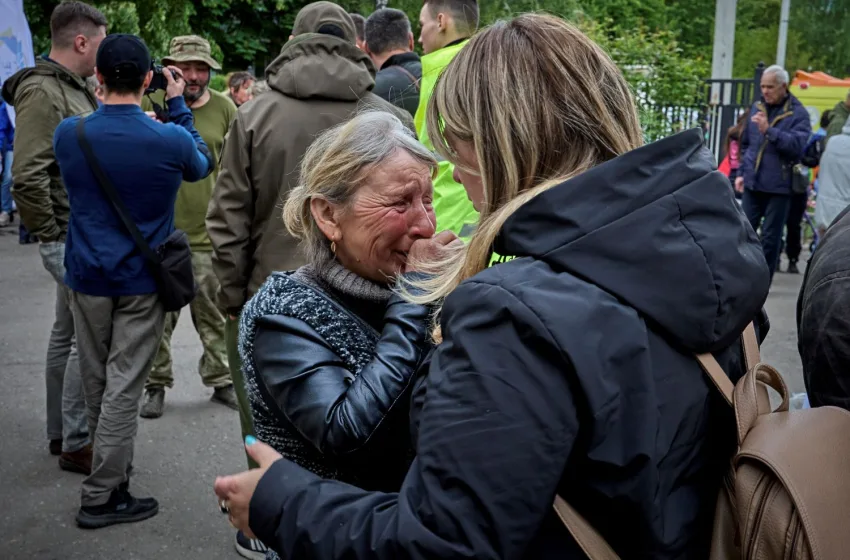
[404,231,463,273]
[214,437,283,538]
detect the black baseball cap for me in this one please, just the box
[96,34,151,80]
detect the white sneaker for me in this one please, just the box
[235,530,268,559]
[0,212,9,227]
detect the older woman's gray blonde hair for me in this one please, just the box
[283,111,438,269]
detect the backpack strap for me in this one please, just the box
[696,322,759,405]
[553,496,621,559]
[552,323,759,557]
[742,322,760,371]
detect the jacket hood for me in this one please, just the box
[494,129,770,353]
[265,34,374,101]
[292,2,356,44]
[2,58,87,106]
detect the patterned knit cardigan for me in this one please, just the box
[238,271,382,483]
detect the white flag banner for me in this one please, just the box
[0,0,36,125]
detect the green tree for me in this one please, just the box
[24,0,189,57]
[581,17,709,139]
[663,0,715,58]
[791,0,850,76]
[732,0,825,76]
[580,0,669,31]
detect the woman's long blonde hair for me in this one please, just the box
[408,14,643,339]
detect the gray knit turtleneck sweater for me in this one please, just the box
[238,261,400,486]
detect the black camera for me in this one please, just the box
[146,63,169,94]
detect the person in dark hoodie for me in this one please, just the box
[365,8,422,117]
[735,64,811,279]
[1,0,106,473]
[206,2,413,557]
[214,15,771,559]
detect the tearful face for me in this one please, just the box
[334,150,437,283]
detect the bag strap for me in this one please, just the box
[391,65,420,92]
[75,117,160,266]
[553,496,621,559]
[552,322,759,558]
[695,322,759,405]
[741,322,760,371]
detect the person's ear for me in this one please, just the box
[143,70,153,89]
[437,13,447,33]
[408,32,415,51]
[310,198,343,244]
[74,34,87,54]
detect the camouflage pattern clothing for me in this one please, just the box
[162,35,222,70]
[147,250,230,389]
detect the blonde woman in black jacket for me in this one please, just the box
[216,14,770,559]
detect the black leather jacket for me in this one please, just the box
[252,292,430,456]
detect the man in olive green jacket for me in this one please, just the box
[826,91,850,144]
[3,2,106,474]
[1,1,106,473]
[141,36,238,420]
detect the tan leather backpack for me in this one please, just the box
[553,324,850,559]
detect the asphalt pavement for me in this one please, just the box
[0,225,807,559]
[0,228,245,560]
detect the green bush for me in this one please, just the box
[210,74,228,93]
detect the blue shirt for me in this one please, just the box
[54,96,212,296]
[0,99,13,152]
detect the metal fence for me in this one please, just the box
[641,63,764,161]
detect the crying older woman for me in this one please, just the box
[234,111,457,498]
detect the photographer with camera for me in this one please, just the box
[52,33,213,529]
[141,36,238,420]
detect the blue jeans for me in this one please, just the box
[1,150,13,213]
[742,189,792,279]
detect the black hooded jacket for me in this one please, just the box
[248,129,771,559]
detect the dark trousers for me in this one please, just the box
[742,189,792,278]
[785,192,808,262]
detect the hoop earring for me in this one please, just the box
[330,241,337,255]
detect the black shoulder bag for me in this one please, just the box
[75,117,196,311]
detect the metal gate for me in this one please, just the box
[703,63,764,161]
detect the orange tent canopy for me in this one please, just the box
[792,71,850,87]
